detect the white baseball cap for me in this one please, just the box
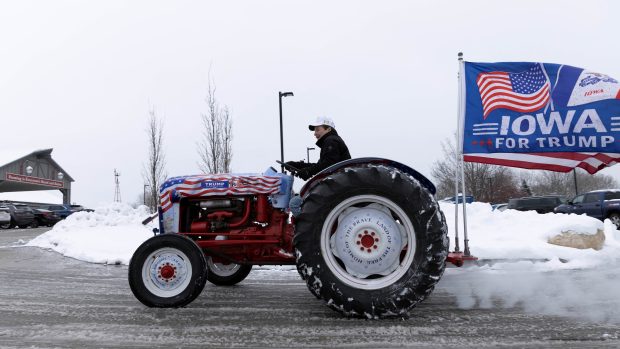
[308,116,336,131]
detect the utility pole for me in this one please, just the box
[143,184,149,206]
[573,168,579,195]
[114,169,122,203]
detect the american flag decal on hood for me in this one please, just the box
[159,174,282,212]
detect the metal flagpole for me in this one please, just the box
[457,53,471,256]
[452,52,463,253]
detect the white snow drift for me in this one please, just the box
[26,203,153,265]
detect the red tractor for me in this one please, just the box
[128,158,452,318]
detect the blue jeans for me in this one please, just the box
[289,194,303,217]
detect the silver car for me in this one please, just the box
[0,207,11,229]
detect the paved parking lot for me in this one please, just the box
[1,228,619,348]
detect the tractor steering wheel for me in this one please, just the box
[276,160,300,174]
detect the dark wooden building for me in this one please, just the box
[0,149,74,204]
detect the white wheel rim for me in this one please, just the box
[320,194,416,290]
[207,257,242,277]
[141,247,193,298]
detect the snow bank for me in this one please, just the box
[26,203,153,265]
[441,202,620,266]
[441,202,620,323]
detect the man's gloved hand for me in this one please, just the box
[296,168,312,180]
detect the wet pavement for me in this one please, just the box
[1,228,619,348]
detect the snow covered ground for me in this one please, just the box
[442,201,620,267]
[441,202,620,324]
[24,201,620,323]
[26,203,154,265]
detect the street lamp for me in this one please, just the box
[306,147,315,163]
[279,91,294,172]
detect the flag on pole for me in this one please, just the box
[461,62,620,174]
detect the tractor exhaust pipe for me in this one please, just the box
[278,91,294,173]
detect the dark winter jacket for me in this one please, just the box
[305,129,351,177]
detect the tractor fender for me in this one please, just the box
[299,157,436,197]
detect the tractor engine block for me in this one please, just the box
[180,194,294,265]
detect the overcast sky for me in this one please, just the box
[1,1,619,207]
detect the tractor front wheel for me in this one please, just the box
[128,234,208,307]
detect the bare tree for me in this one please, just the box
[220,106,233,173]
[432,135,620,203]
[431,137,520,203]
[197,76,233,173]
[143,108,167,212]
[528,168,618,198]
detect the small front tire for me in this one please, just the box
[128,234,208,308]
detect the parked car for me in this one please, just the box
[0,207,11,228]
[45,204,75,219]
[507,195,567,214]
[492,203,508,212]
[554,190,620,228]
[70,204,84,212]
[440,195,475,204]
[70,205,94,213]
[0,204,36,228]
[32,208,62,227]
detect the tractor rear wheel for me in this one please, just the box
[294,165,448,318]
[206,258,252,286]
[128,234,208,308]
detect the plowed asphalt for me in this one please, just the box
[1,228,619,348]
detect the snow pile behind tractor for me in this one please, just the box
[27,202,153,264]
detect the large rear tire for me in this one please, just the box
[294,165,448,318]
[206,258,252,286]
[128,234,208,308]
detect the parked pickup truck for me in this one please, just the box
[554,189,620,228]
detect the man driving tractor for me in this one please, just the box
[286,116,351,180]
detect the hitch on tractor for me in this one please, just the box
[447,251,478,267]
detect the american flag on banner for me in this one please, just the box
[159,174,281,212]
[477,64,550,118]
[461,61,620,174]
